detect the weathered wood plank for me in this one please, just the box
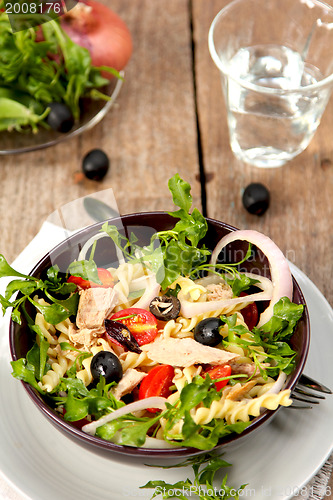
[193,0,333,307]
[0,0,201,264]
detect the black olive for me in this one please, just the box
[90,351,123,384]
[149,295,181,321]
[242,183,270,216]
[104,319,141,354]
[194,317,224,347]
[46,102,74,133]
[82,149,110,181]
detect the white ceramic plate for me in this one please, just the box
[0,256,332,500]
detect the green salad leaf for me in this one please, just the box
[222,297,303,378]
[0,256,77,324]
[102,174,211,289]
[0,6,121,131]
[67,259,102,284]
[256,297,304,341]
[141,453,247,500]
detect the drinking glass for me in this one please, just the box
[208,0,333,168]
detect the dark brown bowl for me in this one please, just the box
[9,212,310,458]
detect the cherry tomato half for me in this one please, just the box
[139,364,175,413]
[240,292,259,331]
[110,307,158,346]
[67,268,114,290]
[205,364,232,391]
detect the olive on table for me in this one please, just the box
[149,295,181,321]
[242,182,270,216]
[46,102,74,133]
[194,317,224,347]
[82,149,110,181]
[90,351,123,384]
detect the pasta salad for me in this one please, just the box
[2,174,304,451]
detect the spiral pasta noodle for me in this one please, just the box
[28,260,296,449]
[192,390,292,426]
[119,351,156,372]
[39,354,73,392]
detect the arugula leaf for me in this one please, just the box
[0,254,78,324]
[0,254,34,280]
[64,389,90,421]
[102,174,210,289]
[29,324,50,380]
[46,265,61,282]
[67,259,101,283]
[222,297,302,378]
[56,377,124,422]
[167,174,193,215]
[4,279,37,299]
[141,452,247,500]
[10,358,46,393]
[28,297,70,325]
[257,297,304,340]
[44,289,79,317]
[117,416,162,447]
[167,175,208,248]
[225,273,260,297]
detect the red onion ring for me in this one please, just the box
[210,230,293,326]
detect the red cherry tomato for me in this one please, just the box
[67,268,114,290]
[240,292,259,331]
[139,364,175,413]
[110,308,158,346]
[205,364,232,391]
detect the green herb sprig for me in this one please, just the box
[102,174,211,289]
[0,255,77,325]
[221,298,303,378]
[141,453,247,500]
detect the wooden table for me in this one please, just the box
[0,0,332,498]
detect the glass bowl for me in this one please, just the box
[0,73,123,155]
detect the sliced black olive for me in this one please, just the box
[194,317,224,347]
[149,295,181,321]
[104,319,142,353]
[90,351,123,384]
[242,183,270,216]
[82,149,109,181]
[46,102,74,133]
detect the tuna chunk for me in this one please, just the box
[229,361,269,377]
[225,380,256,400]
[113,368,147,400]
[206,283,233,301]
[141,337,238,368]
[76,287,117,329]
[68,324,105,350]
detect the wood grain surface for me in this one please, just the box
[0,0,332,498]
[193,0,333,307]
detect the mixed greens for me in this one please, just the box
[0,174,304,452]
[0,3,119,132]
